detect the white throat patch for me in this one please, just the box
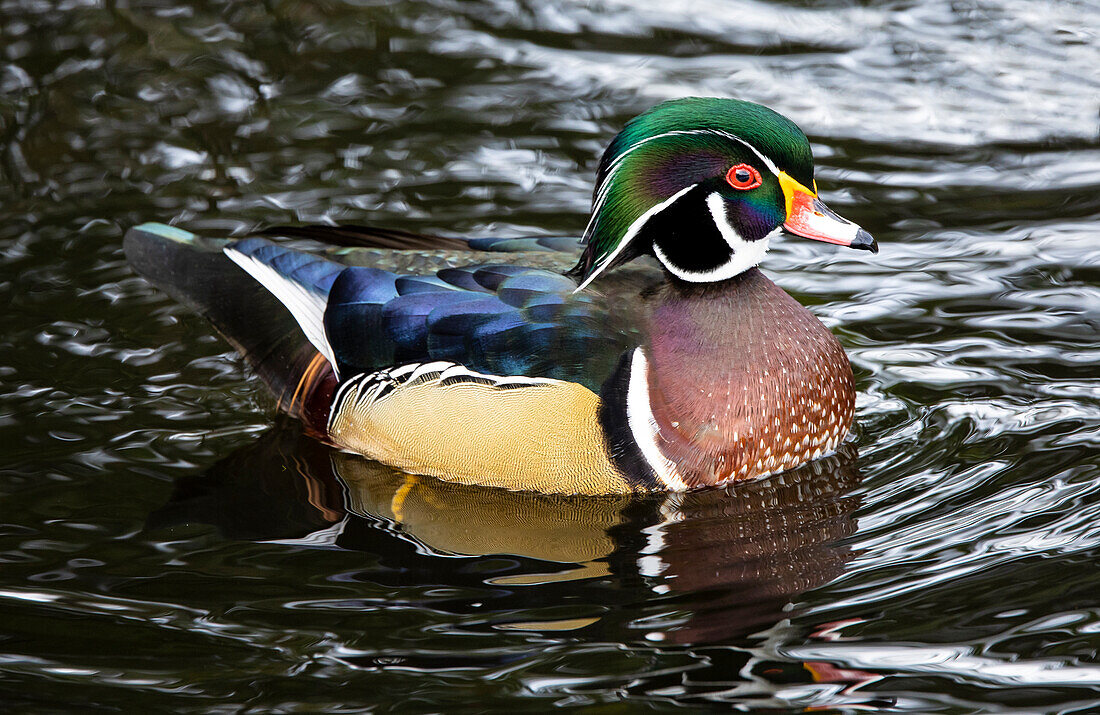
[652,192,774,282]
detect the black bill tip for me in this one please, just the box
[851,228,878,254]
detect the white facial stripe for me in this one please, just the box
[625,348,689,491]
[652,200,777,283]
[587,130,707,234]
[708,130,781,176]
[583,128,783,244]
[598,129,780,201]
[573,183,697,293]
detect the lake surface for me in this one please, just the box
[3,0,1099,710]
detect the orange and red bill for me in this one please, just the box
[778,172,877,253]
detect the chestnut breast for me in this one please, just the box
[643,268,854,487]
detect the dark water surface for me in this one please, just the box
[3,0,1099,711]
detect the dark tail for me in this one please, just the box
[124,223,336,433]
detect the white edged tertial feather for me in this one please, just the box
[224,247,339,377]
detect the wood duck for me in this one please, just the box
[126,97,877,496]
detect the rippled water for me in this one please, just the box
[3,0,1099,710]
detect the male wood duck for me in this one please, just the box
[126,97,877,496]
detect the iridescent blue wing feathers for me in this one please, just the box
[128,223,635,393]
[325,262,627,388]
[224,238,343,369]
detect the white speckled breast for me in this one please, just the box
[638,268,855,488]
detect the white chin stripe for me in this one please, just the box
[653,194,774,283]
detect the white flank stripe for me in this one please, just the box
[625,348,688,491]
[224,248,339,376]
[496,375,555,387]
[438,364,474,381]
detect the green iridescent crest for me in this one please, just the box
[570,98,815,286]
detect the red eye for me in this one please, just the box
[725,163,762,191]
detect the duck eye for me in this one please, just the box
[725,163,762,191]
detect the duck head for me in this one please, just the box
[570,97,876,289]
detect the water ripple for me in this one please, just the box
[2,0,1099,710]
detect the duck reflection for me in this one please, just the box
[149,423,862,643]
